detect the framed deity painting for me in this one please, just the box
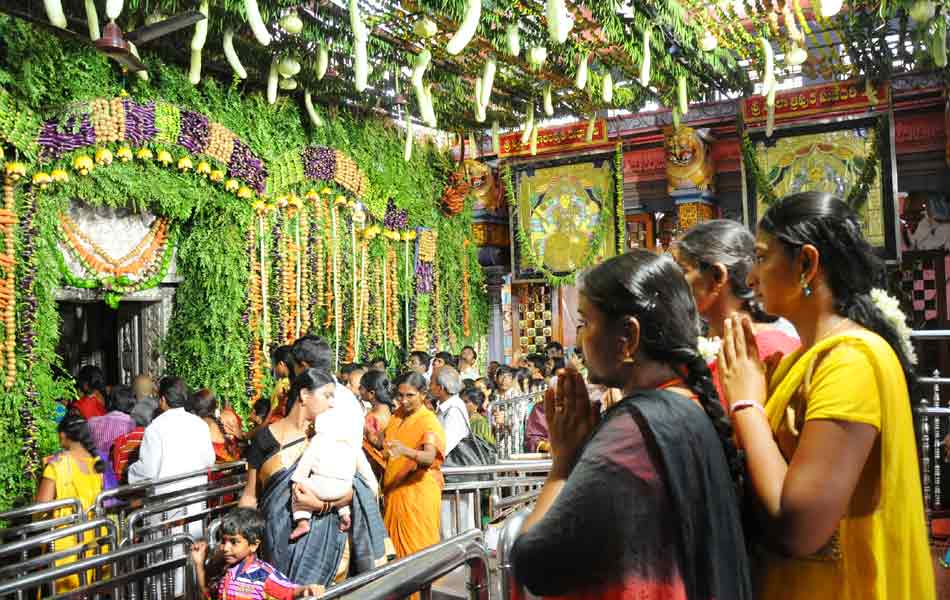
[509,152,619,283]
[746,115,898,261]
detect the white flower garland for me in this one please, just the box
[869,288,918,366]
[698,336,723,363]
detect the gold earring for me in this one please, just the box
[622,356,636,365]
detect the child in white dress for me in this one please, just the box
[289,435,357,540]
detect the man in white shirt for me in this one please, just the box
[458,346,480,381]
[128,377,214,597]
[431,366,476,539]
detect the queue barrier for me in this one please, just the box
[0,498,84,546]
[0,533,195,600]
[488,391,545,460]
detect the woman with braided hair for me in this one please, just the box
[36,415,115,592]
[191,389,244,462]
[718,192,934,599]
[511,249,751,600]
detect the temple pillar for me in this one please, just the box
[484,266,507,364]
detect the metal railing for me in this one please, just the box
[0,533,195,600]
[910,330,950,537]
[489,391,545,459]
[0,498,84,545]
[441,460,551,537]
[323,529,490,600]
[497,507,537,600]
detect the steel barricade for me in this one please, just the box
[441,461,551,538]
[323,529,489,600]
[0,498,84,546]
[496,508,540,600]
[0,518,116,600]
[0,533,194,600]
[93,461,247,541]
[489,391,545,459]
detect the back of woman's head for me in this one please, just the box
[76,365,106,395]
[580,250,743,488]
[273,345,296,374]
[395,371,428,393]
[462,386,485,408]
[108,385,136,414]
[58,415,106,473]
[361,369,394,409]
[760,192,916,387]
[190,389,218,418]
[678,219,777,324]
[287,368,336,413]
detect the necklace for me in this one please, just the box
[814,316,852,345]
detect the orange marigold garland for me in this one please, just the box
[246,221,265,403]
[298,204,310,335]
[1,175,16,388]
[60,214,169,276]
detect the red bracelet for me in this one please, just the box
[731,400,765,417]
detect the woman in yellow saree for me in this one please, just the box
[382,372,446,558]
[717,192,935,600]
[35,415,108,593]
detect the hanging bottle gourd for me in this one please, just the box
[404,116,413,161]
[280,11,304,35]
[507,24,521,57]
[639,28,652,86]
[129,42,148,80]
[412,50,436,128]
[530,124,539,156]
[189,1,209,85]
[223,29,248,79]
[766,86,776,137]
[304,90,324,127]
[315,42,329,80]
[528,46,548,69]
[350,0,369,92]
[521,104,534,144]
[677,75,688,116]
[446,0,481,55]
[760,37,775,95]
[414,17,438,38]
[575,53,588,90]
[933,18,947,68]
[546,0,573,44]
[585,116,596,142]
[245,0,271,45]
[84,0,100,40]
[106,0,122,20]
[44,0,67,28]
[492,121,501,155]
[544,83,554,117]
[602,72,613,104]
[481,58,496,109]
[267,57,279,104]
[700,32,718,51]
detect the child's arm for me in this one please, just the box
[294,584,326,597]
[189,540,209,597]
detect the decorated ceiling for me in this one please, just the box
[2,0,947,135]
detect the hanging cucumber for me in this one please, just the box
[474,79,486,123]
[446,0,481,55]
[575,53,588,90]
[316,43,329,80]
[530,124,539,156]
[267,57,279,104]
[84,0,100,40]
[223,29,248,79]
[245,0,272,46]
[585,116,596,142]
[639,28,652,86]
[602,72,613,104]
[521,103,534,144]
[192,1,209,51]
[765,86,776,137]
[506,24,521,57]
[304,90,324,127]
[44,0,67,28]
[677,75,688,115]
[544,83,554,117]
[492,121,501,155]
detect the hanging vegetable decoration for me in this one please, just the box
[44,0,67,29]
[349,0,370,92]
[481,58,496,110]
[528,46,548,69]
[546,0,574,44]
[189,0,209,85]
[267,57,279,104]
[446,0,481,55]
[491,121,500,155]
[602,72,614,104]
[281,11,304,35]
[575,54,589,90]
[544,83,555,117]
[106,0,122,20]
[316,43,329,80]
[506,24,521,57]
[639,28,652,86]
[414,17,438,38]
[412,50,437,128]
[304,90,324,127]
[677,75,688,116]
[245,0,271,45]
[521,103,534,144]
[84,0,100,40]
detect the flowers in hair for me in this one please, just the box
[698,336,723,364]
[869,288,917,366]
